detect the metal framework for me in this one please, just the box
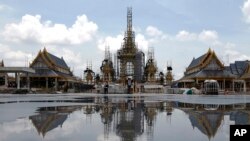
[117,7,145,83]
[100,46,115,82]
[144,48,157,82]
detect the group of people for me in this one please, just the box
[103,78,133,94]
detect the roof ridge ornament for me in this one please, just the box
[208,47,212,53]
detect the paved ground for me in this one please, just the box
[0,93,250,104]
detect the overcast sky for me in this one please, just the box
[0,0,250,79]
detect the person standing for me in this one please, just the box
[104,81,109,94]
[127,78,132,94]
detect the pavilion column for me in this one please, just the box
[72,82,75,92]
[184,82,186,88]
[26,73,30,90]
[17,73,20,89]
[55,78,58,91]
[46,77,48,90]
[243,80,247,92]
[15,73,17,86]
[5,74,8,87]
[232,80,234,92]
[223,79,225,90]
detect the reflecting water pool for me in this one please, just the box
[0,94,250,141]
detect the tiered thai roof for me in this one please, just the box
[186,48,224,73]
[180,49,236,81]
[225,60,250,79]
[187,54,207,69]
[46,52,69,69]
[29,48,74,80]
[30,48,70,70]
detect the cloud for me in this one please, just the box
[0,4,12,11]
[97,133,119,141]
[0,44,84,76]
[2,14,98,45]
[145,26,169,43]
[224,49,250,62]
[146,26,163,37]
[0,44,32,66]
[0,118,34,141]
[175,30,218,44]
[135,34,149,51]
[198,30,218,42]
[242,0,250,23]
[176,30,197,41]
[97,34,123,52]
[97,33,149,52]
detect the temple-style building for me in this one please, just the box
[166,64,173,85]
[83,63,95,84]
[179,49,236,90]
[117,7,145,83]
[100,46,115,82]
[179,48,250,92]
[144,48,157,82]
[29,48,76,91]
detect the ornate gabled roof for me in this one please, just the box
[186,49,224,72]
[187,48,212,69]
[46,52,69,69]
[43,48,69,69]
[30,48,70,70]
[187,54,207,69]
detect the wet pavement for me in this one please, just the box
[0,93,250,141]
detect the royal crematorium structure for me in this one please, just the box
[116,7,145,84]
[99,7,173,89]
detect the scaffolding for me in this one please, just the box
[117,7,145,83]
[144,48,157,82]
[100,46,115,82]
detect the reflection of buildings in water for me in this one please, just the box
[100,101,116,140]
[115,101,144,141]
[180,102,250,140]
[144,102,160,126]
[96,98,172,141]
[230,111,250,125]
[29,106,80,137]
[83,105,96,115]
[187,110,223,140]
[179,102,225,140]
[144,103,158,141]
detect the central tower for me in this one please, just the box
[117,7,145,83]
